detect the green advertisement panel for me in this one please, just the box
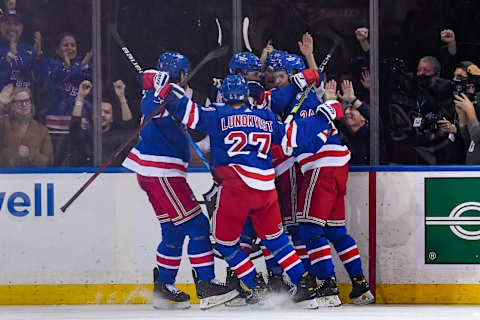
[425,178,480,264]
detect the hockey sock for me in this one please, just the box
[156,222,184,284]
[299,222,335,280]
[216,243,257,289]
[260,243,283,276]
[262,232,305,284]
[324,226,363,277]
[239,218,256,255]
[287,225,311,272]
[185,214,215,281]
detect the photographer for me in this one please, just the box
[455,93,480,164]
[453,64,480,164]
[408,56,464,164]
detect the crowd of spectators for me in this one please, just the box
[0,0,137,168]
[1,0,480,168]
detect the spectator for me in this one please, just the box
[326,79,385,165]
[102,80,137,166]
[410,56,457,164]
[439,29,458,79]
[41,32,92,165]
[4,0,16,10]
[455,93,480,164]
[0,10,44,89]
[355,27,370,53]
[69,79,137,166]
[0,86,53,167]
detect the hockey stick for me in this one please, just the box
[215,17,222,47]
[109,24,143,74]
[242,17,252,52]
[284,40,340,123]
[60,45,230,213]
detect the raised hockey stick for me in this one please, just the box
[215,17,222,47]
[242,17,252,52]
[60,45,230,213]
[284,40,340,123]
[108,1,143,75]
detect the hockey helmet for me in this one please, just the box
[283,54,306,76]
[157,52,191,79]
[220,75,248,103]
[265,50,287,68]
[229,52,262,76]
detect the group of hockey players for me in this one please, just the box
[121,35,375,310]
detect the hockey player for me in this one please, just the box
[262,53,312,291]
[208,51,264,107]
[157,73,342,308]
[267,67,374,306]
[223,51,304,299]
[122,52,238,310]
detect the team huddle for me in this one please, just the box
[122,48,374,310]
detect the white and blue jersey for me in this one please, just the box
[122,88,191,178]
[166,95,333,191]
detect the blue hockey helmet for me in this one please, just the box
[265,50,287,68]
[220,75,248,103]
[157,52,191,79]
[284,54,306,76]
[229,52,262,76]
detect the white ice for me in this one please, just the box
[0,304,479,320]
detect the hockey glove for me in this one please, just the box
[208,78,223,103]
[316,100,344,124]
[292,69,324,91]
[247,81,266,106]
[155,83,185,106]
[142,69,169,91]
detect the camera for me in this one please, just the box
[451,76,480,104]
[412,112,444,132]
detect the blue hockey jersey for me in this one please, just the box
[0,39,45,89]
[43,58,92,131]
[266,84,351,173]
[122,71,191,177]
[165,94,334,190]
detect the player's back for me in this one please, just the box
[205,103,279,191]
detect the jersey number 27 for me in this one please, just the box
[225,131,271,159]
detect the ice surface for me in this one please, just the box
[0,304,479,320]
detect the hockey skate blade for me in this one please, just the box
[316,295,341,307]
[225,296,247,307]
[200,289,239,310]
[153,299,191,310]
[295,298,318,309]
[351,290,374,305]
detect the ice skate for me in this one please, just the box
[290,272,319,309]
[225,267,248,307]
[153,282,191,309]
[267,269,289,293]
[152,267,190,309]
[350,274,374,305]
[192,270,239,310]
[316,276,342,307]
[244,272,270,306]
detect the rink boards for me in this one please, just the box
[0,167,479,305]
